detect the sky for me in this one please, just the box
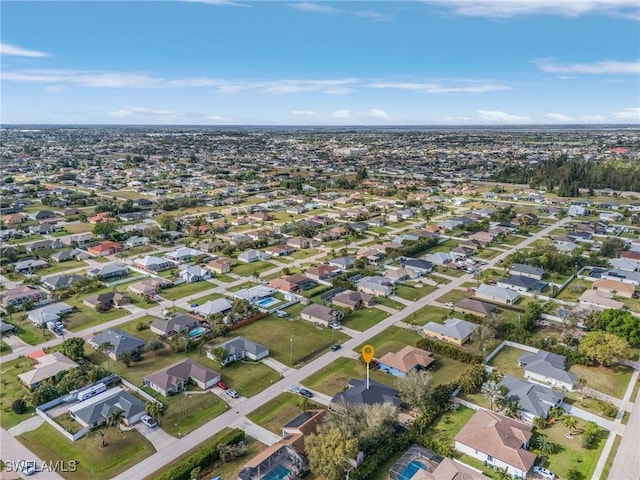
[1,0,639,125]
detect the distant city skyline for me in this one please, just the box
[1,0,639,125]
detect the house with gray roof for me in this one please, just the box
[1,320,16,336]
[496,275,545,293]
[475,284,520,305]
[328,256,357,269]
[50,248,82,263]
[87,263,129,279]
[423,318,478,345]
[14,259,49,273]
[150,314,199,337]
[144,359,221,396]
[88,329,145,361]
[301,303,344,327]
[69,387,146,428]
[330,379,402,412]
[401,258,434,275]
[27,302,73,326]
[518,350,577,391]
[42,274,84,291]
[509,264,545,280]
[424,252,452,266]
[453,298,497,318]
[207,336,269,365]
[193,298,233,318]
[499,375,565,423]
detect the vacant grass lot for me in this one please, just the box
[14,317,57,345]
[375,297,405,310]
[394,283,437,301]
[0,357,38,429]
[64,303,128,333]
[37,260,87,276]
[233,260,276,277]
[233,315,349,367]
[302,357,397,395]
[160,281,214,301]
[410,305,454,326]
[191,291,226,304]
[486,345,530,377]
[158,388,229,437]
[290,248,321,260]
[355,326,421,358]
[569,363,633,399]
[435,289,472,305]
[63,222,95,234]
[18,422,155,480]
[342,307,389,331]
[247,392,323,434]
[474,248,502,260]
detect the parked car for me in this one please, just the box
[21,463,37,476]
[275,310,288,318]
[445,302,454,308]
[216,380,229,390]
[330,344,341,351]
[225,389,239,399]
[466,287,476,293]
[141,414,158,428]
[533,466,556,479]
[289,385,302,394]
[330,323,343,330]
[299,388,314,398]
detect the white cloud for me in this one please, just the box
[1,69,162,88]
[535,59,640,74]
[110,107,176,118]
[207,115,231,122]
[611,107,640,121]
[290,2,391,21]
[442,115,472,122]
[332,109,351,119]
[423,1,640,19]
[43,85,64,94]
[368,81,511,93]
[478,110,528,122]
[292,110,316,116]
[545,112,574,122]
[364,109,390,120]
[182,0,249,7]
[0,43,49,57]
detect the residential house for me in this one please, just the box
[25,239,64,253]
[578,289,625,310]
[69,387,146,428]
[496,275,545,293]
[87,263,129,279]
[32,210,58,221]
[286,236,317,249]
[424,252,452,266]
[207,336,269,365]
[87,241,123,256]
[384,268,411,284]
[328,256,356,269]
[518,350,577,391]
[83,291,131,311]
[238,443,308,480]
[330,379,402,411]
[237,249,271,263]
[144,359,221,396]
[378,346,435,378]
[27,302,73,326]
[193,298,234,318]
[499,375,565,423]
[165,247,207,263]
[264,244,295,257]
[601,268,640,285]
[468,231,495,247]
[568,205,586,217]
[423,318,478,345]
[18,352,79,389]
[206,258,232,274]
[124,236,150,248]
[1,320,17,336]
[3,213,28,224]
[509,264,545,280]
[14,259,49,273]
[133,255,174,272]
[268,274,316,292]
[305,264,340,282]
[453,298,497,318]
[356,276,393,297]
[50,248,82,262]
[450,245,476,260]
[127,277,171,296]
[592,279,635,298]
[389,444,490,480]
[180,265,212,283]
[454,410,536,479]
[88,212,117,224]
[330,290,373,310]
[0,285,46,309]
[150,314,200,336]
[300,303,344,327]
[475,285,520,305]
[88,329,145,360]
[401,258,434,276]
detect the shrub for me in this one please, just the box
[415,337,483,364]
[12,398,27,414]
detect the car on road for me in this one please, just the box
[330,344,341,351]
[216,380,229,390]
[289,385,302,394]
[497,259,504,264]
[330,322,343,330]
[445,302,455,308]
[225,389,239,399]
[466,287,476,293]
[480,260,489,265]
[141,414,158,428]
[299,388,314,398]
[533,466,556,479]
[21,463,37,476]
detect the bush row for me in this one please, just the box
[350,432,413,480]
[416,337,483,364]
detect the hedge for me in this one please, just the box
[415,337,483,364]
[351,432,413,480]
[156,428,245,480]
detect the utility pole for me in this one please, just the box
[290,336,294,365]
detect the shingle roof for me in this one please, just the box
[424,318,478,341]
[518,350,577,386]
[499,375,565,419]
[378,346,434,373]
[331,379,402,408]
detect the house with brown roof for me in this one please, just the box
[88,212,117,224]
[454,410,536,479]
[305,264,340,282]
[453,298,497,318]
[300,303,344,327]
[87,241,123,256]
[127,277,171,296]
[592,278,635,298]
[0,285,46,309]
[143,359,220,396]
[377,346,434,378]
[264,244,295,257]
[332,290,376,310]
[205,258,232,274]
[268,274,317,292]
[83,292,131,311]
[285,236,317,249]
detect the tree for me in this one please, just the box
[579,331,629,366]
[324,402,397,452]
[108,409,124,432]
[12,398,27,414]
[457,364,486,394]
[96,426,107,447]
[581,421,601,449]
[210,346,228,366]
[502,399,523,419]
[120,351,134,367]
[146,339,166,352]
[481,380,504,411]
[532,417,548,430]
[92,221,120,240]
[146,401,162,425]
[396,370,433,410]
[190,466,201,480]
[567,467,583,480]
[563,416,578,437]
[533,435,557,456]
[587,309,640,347]
[305,426,358,480]
[599,237,626,258]
[61,337,85,361]
[97,341,114,372]
[471,317,497,353]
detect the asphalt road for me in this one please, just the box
[608,381,640,480]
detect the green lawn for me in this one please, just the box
[429,354,473,387]
[394,283,437,301]
[409,305,454,326]
[474,248,502,260]
[247,392,323,434]
[18,422,155,480]
[568,363,633,399]
[0,340,11,356]
[227,281,258,292]
[232,315,349,367]
[556,278,592,301]
[375,297,405,310]
[435,289,472,305]
[160,281,214,301]
[63,222,94,234]
[213,273,235,283]
[499,235,527,246]
[158,387,229,437]
[14,318,57,345]
[64,303,128,333]
[0,357,38,428]
[537,417,608,480]
[302,357,397,395]
[233,261,276,278]
[117,316,164,343]
[290,248,322,260]
[427,405,476,444]
[354,326,421,358]
[342,308,389,331]
[486,345,529,377]
[564,392,619,419]
[197,436,267,479]
[37,260,88,276]
[201,351,281,397]
[427,239,457,254]
[191,291,226,304]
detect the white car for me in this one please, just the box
[330,323,343,330]
[226,389,239,399]
[141,415,158,428]
[533,466,556,479]
[21,463,37,476]
[445,302,454,308]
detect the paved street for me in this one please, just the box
[606,371,640,480]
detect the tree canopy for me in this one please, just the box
[586,309,640,346]
[579,331,629,366]
[305,426,358,480]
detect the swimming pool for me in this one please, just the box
[188,327,207,338]
[262,464,292,480]
[256,296,279,308]
[399,460,427,480]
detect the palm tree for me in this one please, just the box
[108,409,124,432]
[494,467,511,480]
[534,435,556,456]
[502,399,523,419]
[563,416,578,437]
[96,426,107,447]
[146,401,162,425]
[97,341,114,372]
[481,380,503,411]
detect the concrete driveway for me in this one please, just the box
[133,423,177,451]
